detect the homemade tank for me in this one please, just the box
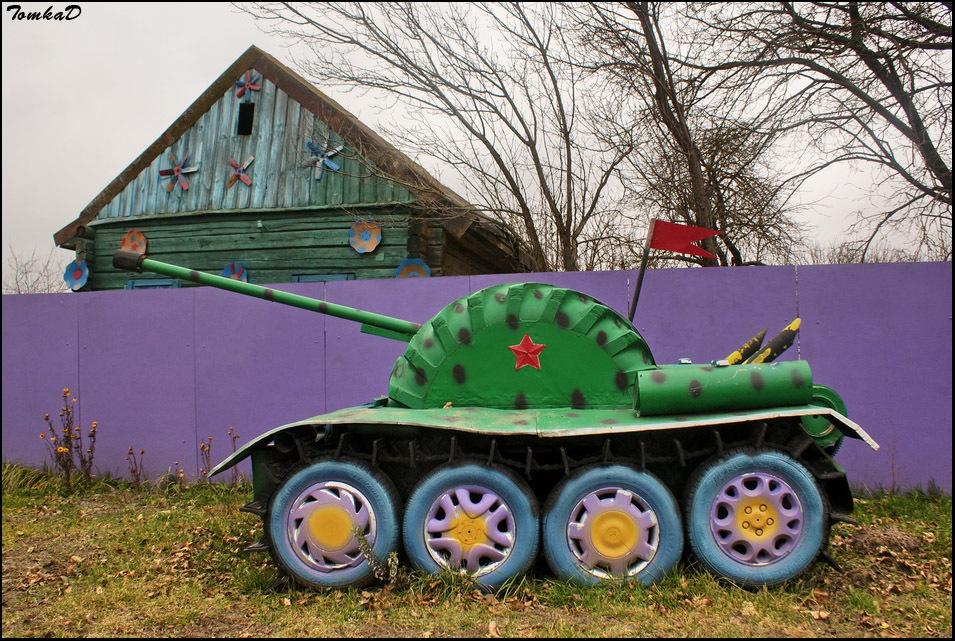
[113,250,878,590]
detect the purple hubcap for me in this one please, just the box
[566,487,660,579]
[286,481,376,572]
[710,472,804,566]
[424,485,515,577]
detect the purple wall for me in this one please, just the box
[3,263,951,491]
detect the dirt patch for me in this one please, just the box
[848,526,922,555]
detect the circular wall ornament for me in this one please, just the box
[120,230,148,254]
[396,258,431,279]
[222,261,250,282]
[349,218,382,254]
[63,259,89,291]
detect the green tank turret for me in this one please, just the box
[113,250,878,591]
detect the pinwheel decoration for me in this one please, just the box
[221,261,249,282]
[305,138,344,181]
[227,156,255,188]
[235,71,261,102]
[63,259,89,291]
[395,258,431,279]
[349,218,382,254]
[120,230,148,255]
[159,151,198,193]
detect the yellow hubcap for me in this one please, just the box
[308,505,354,550]
[591,510,639,558]
[449,515,490,550]
[736,500,778,542]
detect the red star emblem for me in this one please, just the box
[508,333,545,370]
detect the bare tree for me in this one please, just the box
[579,2,804,266]
[2,245,69,294]
[683,2,952,261]
[242,2,634,271]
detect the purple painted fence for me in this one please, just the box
[3,263,951,490]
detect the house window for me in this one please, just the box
[125,279,179,290]
[292,273,355,283]
[237,103,255,135]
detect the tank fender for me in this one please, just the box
[208,417,331,477]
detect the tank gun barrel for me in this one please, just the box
[112,250,421,341]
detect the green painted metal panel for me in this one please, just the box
[388,283,655,410]
[635,361,813,416]
[208,402,879,477]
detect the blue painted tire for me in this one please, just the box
[542,465,683,586]
[268,458,400,589]
[403,463,539,591]
[685,449,827,587]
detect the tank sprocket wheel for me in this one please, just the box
[684,448,828,587]
[402,462,539,591]
[266,458,401,589]
[542,465,683,586]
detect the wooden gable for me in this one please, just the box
[54,46,533,289]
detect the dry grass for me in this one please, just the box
[2,464,951,637]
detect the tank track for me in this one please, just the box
[238,418,853,584]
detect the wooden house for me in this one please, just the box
[54,46,534,290]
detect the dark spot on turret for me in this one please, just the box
[556,312,570,328]
[566,412,579,418]
[651,371,667,384]
[751,372,765,391]
[264,288,275,301]
[514,394,528,410]
[190,270,200,281]
[392,362,405,378]
[615,371,628,391]
[514,419,529,426]
[596,331,608,346]
[578,294,590,303]
[495,293,507,304]
[792,368,805,388]
[689,380,703,398]
[612,317,622,328]
[458,328,471,344]
[423,338,434,349]
[701,366,714,372]
[642,354,650,364]
[533,290,543,299]
[506,314,519,330]
[571,389,586,409]
[414,368,427,386]
[453,364,466,384]
[601,419,620,425]
[317,302,329,314]
[454,303,465,313]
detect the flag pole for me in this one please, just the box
[628,220,656,323]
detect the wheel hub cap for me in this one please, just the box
[424,486,515,577]
[286,481,376,572]
[567,488,659,579]
[710,472,804,566]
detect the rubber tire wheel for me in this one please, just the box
[403,462,539,591]
[268,458,400,589]
[685,448,827,587]
[542,465,683,586]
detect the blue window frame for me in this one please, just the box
[125,279,179,290]
[292,274,355,283]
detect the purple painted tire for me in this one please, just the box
[685,449,826,587]
[403,463,539,591]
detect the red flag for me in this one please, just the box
[648,219,722,259]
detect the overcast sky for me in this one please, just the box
[2,2,875,287]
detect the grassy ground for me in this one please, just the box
[2,464,951,638]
